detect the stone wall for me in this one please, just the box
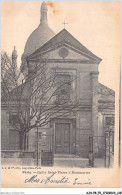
[1,158,36,166]
[49,62,98,101]
[76,110,92,158]
[1,150,37,166]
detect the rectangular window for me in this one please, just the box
[55,74,71,102]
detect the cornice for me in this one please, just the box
[28,59,98,64]
[27,42,101,64]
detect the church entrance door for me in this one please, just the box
[55,123,70,154]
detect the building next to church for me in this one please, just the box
[1,2,115,165]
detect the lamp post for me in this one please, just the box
[105,124,113,168]
[109,124,114,162]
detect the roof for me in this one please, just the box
[27,29,102,62]
[2,83,27,102]
[98,83,115,104]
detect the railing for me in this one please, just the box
[89,132,114,168]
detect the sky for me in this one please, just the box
[1,1,120,93]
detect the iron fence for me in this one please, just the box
[89,131,114,168]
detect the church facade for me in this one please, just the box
[1,2,115,163]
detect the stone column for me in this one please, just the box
[90,71,99,156]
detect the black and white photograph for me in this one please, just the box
[1,0,120,189]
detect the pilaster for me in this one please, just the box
[90,71,99,155]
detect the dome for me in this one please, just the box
[24,23,55,55]
[24,1,55,56]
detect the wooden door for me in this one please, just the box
[55,123,70,154]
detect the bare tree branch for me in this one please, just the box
[2,53,79,150]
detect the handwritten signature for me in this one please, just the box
[25,173,91,185]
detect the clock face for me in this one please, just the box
[58,47,69,59]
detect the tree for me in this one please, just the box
[1,50,24,97]
[2,53,79,150]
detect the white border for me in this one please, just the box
[0,0,121,194]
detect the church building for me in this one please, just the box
[1,2,115,164]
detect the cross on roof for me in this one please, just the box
[62,21,68,29]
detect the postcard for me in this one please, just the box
[1,0,120,189]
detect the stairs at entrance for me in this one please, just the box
[54,154,89,168]
[54,154,79,158]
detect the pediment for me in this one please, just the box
[27,29,102,63]
[41,44,95,62]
